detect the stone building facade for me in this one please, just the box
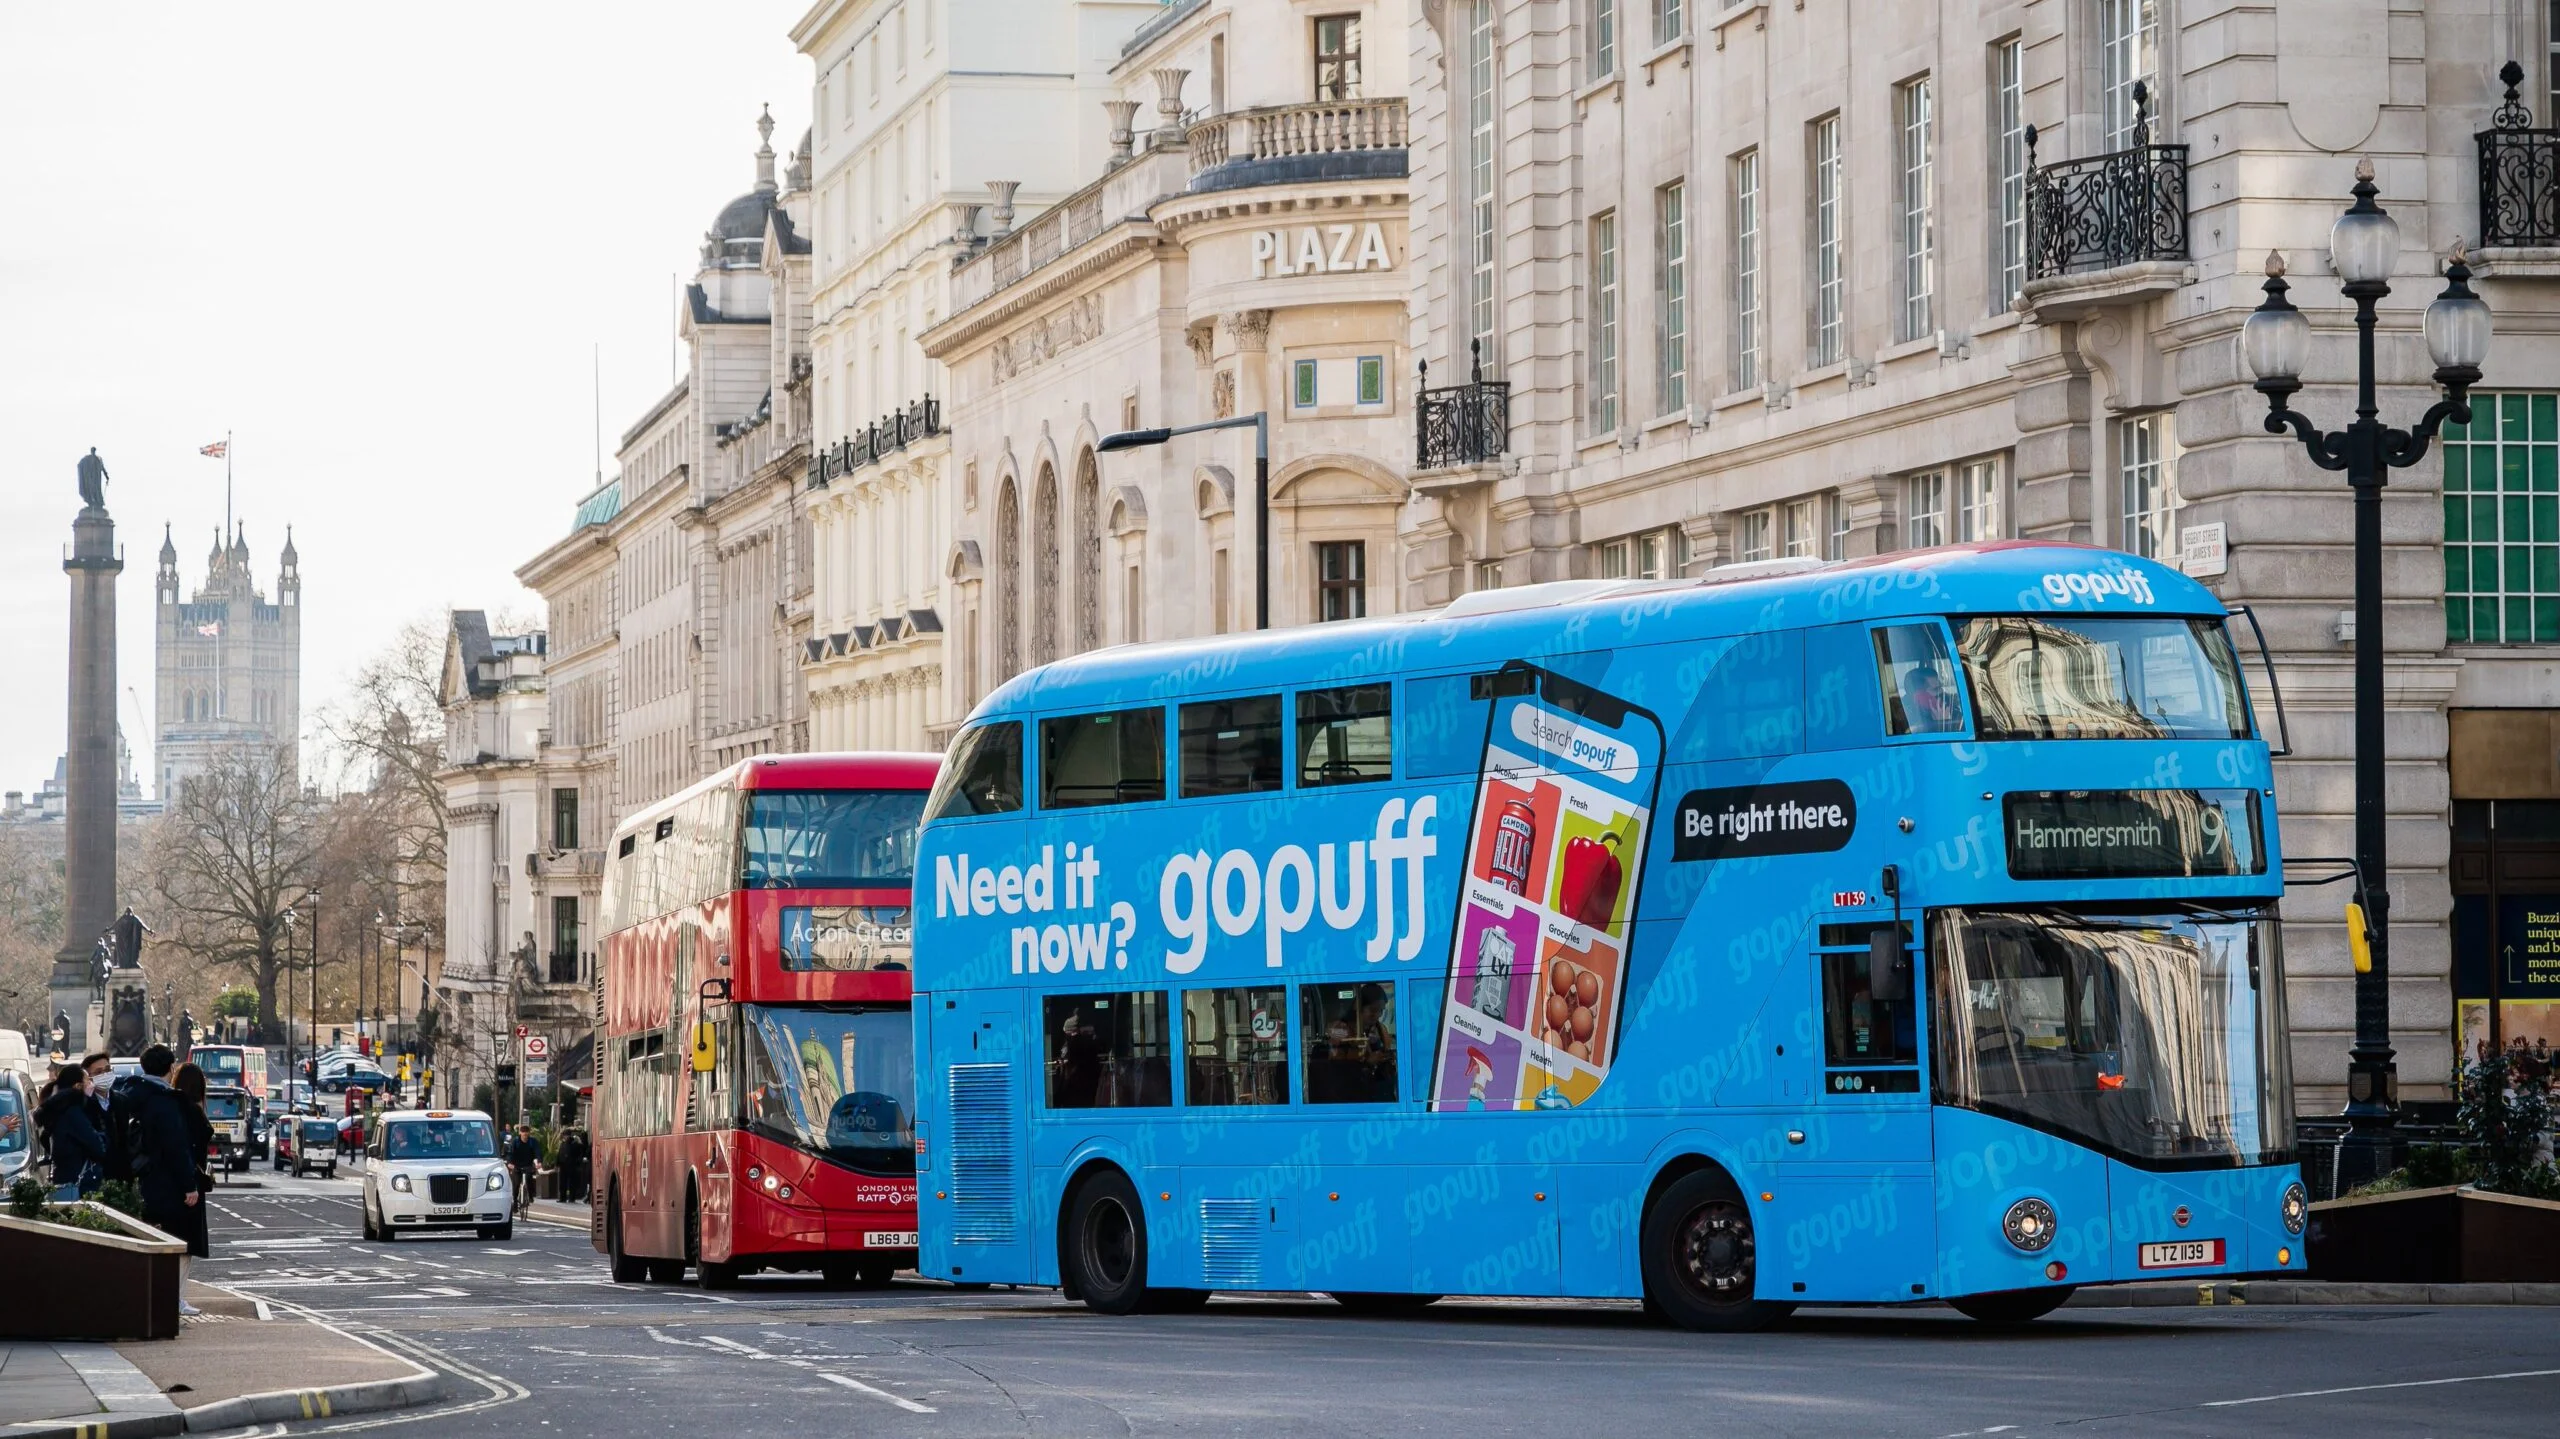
[921,0,1418,710]
[153,525,300,798]
[1402,0,2560,1107]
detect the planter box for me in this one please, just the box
[2308,1184,2560,1284]
[0,1204,187,1340]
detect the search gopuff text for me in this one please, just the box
[1671,779,1859,863]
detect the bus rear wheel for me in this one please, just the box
[1062,1169,1153,1315]
[1640,1170,1792,1333]
[1950,1287,2075,1324]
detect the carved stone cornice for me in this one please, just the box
[1225,309,1273,352]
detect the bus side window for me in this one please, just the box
[1042,992,1172,1108]
[1041,708,1167,809]
[1301,981,1397,1103]
[1296,683,1393,786]
[1804,623,1885,750]
[1817,923,1918,1067]
[1875,623,1964,737]
[927,721,1025,819]
[1180,696,1286,797]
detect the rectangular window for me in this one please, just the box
[1995,38,2027,307]
[1956,457,2005,542]
[2117,412,2180,559]
[1821,930,1919,1066]
[1316,540,1368,621]
[1596,538,1631,579]
[1314,14,1363,101]
[1809,115,1843,368]
[1298,683,1393,786]
[1876,622,1963,736]
[1592,0,1616,78]
[1828,491,1852,560]
[1043,992,1171,1108]
[1357,355,1386,406]
[2444,392,2560,643]
[1591,212,1620,431]
[1303,981,1399,1103]
[1182,986,1290,1105]
[552,787,580,851]
[1636,530,1666,579]
[1039,707,1166,809]
[1179,696,1284,798]
[1732,150,1761,390]
[1657,181,1688,414]
[2100,0,2161,149]
[1293,358,1320,410]
[1898,77,1935,342]
[551,896,580,979]
[1473,558,1505,592]
[1782,498,1819,558]
[1738,509,1773,562]
[1653,0,1683,46]
[1907,469,1949,548]
[925,719,1022,818]
[1465,1,1499,365]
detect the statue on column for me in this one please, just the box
[78,448,109,510]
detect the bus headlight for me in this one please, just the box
[2280,1181,2308,1235]
[746,1165,762,1182]
[763,1173,780,1192]
[2002,1197,2058,1252]
[391,1173,413,1193]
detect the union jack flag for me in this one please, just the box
[199,440,227,458]
[196,621,220,637]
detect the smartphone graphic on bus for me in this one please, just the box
[1431,662,1667,1112]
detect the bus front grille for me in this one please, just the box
[947,1063,1017,1245]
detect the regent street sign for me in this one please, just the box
[1250,222,1396,278]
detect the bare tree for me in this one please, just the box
[150,744,327,1040]
[314,613,451,924]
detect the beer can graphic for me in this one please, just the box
[1472,925,1516,1023]
[1490,798,1537,895]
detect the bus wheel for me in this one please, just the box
[1950,1287,2075,1324]
[605,1187,648,1284]
[1327,1292,1440,1316]
[1640,1170,1791,1333]
[1062,1169,1152,1315]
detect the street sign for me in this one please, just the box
[514,1025,528,1039]
[526,1062,548,1089]
[496,1061,518,1088]
[524,1035,549,1059]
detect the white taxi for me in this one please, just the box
[361,1109,513,1241]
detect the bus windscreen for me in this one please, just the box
[741,1004,915,1175]
[742,790,928,889]
[1955,616,2250,741]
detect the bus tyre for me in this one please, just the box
[1640,1170,1791,1333]
[1327,1292,1441,1316]
[1950,1287,2074,1324]
[606,1188,648,1284]
[1062,1169,1153,1316]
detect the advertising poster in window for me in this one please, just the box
[1431,665,1662,1111]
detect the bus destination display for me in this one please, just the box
[2003,788,2264,880]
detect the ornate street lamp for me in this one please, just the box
[2241,159,2491,1189]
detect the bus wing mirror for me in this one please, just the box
[1868,928,1908,1003]
[691,1021,718,1074]
[2226,605,2292,757]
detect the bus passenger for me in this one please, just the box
[1899,665,1962,733]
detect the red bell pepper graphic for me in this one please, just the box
[1558,829,1626,929]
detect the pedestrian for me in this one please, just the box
[170,1064,217,1285]
[558,1126,590,1204]
[34,1062,107,1201]
[124,1045,205,1315]
[80,1052,112,1136]
[507,1123,540,1215]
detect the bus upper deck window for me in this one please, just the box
[1041,708,1167,809]
[1180,696,1284,798]
[1298,683,1393,786]
[926,721,1024,819]
[1875,624,1963,736]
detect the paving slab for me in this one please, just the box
[0,1344,102,1428]
[108,1285,424,1412]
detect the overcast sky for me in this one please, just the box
[0,2,810,795]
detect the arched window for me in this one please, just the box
[1032,463,1061,666]
[1074,449,1102,653]
[994,478,1022,680]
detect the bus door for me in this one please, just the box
[921,992,1032,1284]
[1774,914,1935,1302]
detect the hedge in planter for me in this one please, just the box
[0,1177,187,1340]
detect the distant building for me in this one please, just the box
[153,525,301,799]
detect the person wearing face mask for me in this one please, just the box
[35,1062,109,1201]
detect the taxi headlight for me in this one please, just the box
[486,1170,507,1193]
[2002,1196,2058,1252]
[2281,1180,2308,1235]
[391,1173,413,1193]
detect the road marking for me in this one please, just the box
[254,1299,273,1322]
[695,1332,935,1414]
[2202,1368,2560,1408]
[482,1248,530,1255]
[819,1370,936,1414]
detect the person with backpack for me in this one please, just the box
[120,1046,206,1314]
[34,1062,107,1201]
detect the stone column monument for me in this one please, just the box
[49,449,123,1053]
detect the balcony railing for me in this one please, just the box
[1187,98,1408,183]
[2023,84,2189,280]
[546,950,581,986]
[2479,61,2560,247]
[808,395,943,488]
[1415,342,1509,470]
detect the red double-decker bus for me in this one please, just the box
[592,752,937,1288]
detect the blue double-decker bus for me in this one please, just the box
[910,541,2308,1329]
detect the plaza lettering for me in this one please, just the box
[1250,222,1395,278]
